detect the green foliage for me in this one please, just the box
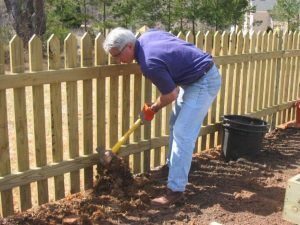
[270,0,300,31]
[132,0,166,28]
[105,0,254,32]
[0,25,14,43]
[200,0,254,30]
[42,0,259,38]
[111,0,137,27]
[45,0,85,40]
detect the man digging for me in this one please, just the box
[103,27,221,207]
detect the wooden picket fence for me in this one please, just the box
[0,30,299,217]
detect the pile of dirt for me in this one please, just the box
[0,127,299,225]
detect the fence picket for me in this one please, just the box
[95,33,106,155]
[0,41,14,217]
[285,32,294,121]
[132,74,142,173]
[10,35,32,211]
[177,31,185,40]
[259,32,268,111]
[269,32,278,108]
[95,33,107,66]
[121,71,131,165]
[211,31,221,147]
[265,32,274,109]
[287,31,294,121]
[186,31,194,44]
[109,75,118,145]
[247,33,256,113]
[264,32,272,124]
[285,32,293,104]
[196,31,204,49]
[195,31,205,151]
[296,32,300,100]
[154,88,162,167]
[226,32,236,115]
[48,35,61,70]
[47,34,64,202]
[240,32,250,115]
[29,35,48,205]
[278,32,288,124]
[143,78,152,172]
[253,32,262,112]
[217,31,229,145]
[65,33,80,195]
[220,32,229,116]
[273,31,283,128]
[81,33,93,190]
[0,42,4,74]
[291,32,299,102]
[132,34,142,173]
[233,32,243,115]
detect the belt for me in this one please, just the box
[180,61,215,86]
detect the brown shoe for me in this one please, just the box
[151,189,184,208]
[150,165,169,179]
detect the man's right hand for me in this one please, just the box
[140,103,156,122]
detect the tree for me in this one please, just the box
[133,0,166,28]
[228,0,255,31]
[4,0,46,43]
[200,0,254,31]
[47,0,83,29]
[111,0,137,28]
[185,0,204,35]
[159,0,183,32]
[90,0,116,35]
[45,0,86,40]
[270,0,300,31]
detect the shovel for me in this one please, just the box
[97,118,143,166]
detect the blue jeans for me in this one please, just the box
[167,65,221,192]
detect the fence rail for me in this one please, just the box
[0,30,299,217]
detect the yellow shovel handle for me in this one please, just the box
[111,118,142,154]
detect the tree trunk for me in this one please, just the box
[83,0,87,31]
[103,1,106,35]
[4,0,45,43]
[168,0,171,31]
[192,20,195,44]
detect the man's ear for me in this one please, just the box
[127,43,134,49]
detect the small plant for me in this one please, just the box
[0,25,15,44]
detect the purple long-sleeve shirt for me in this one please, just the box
[134,29,213,94]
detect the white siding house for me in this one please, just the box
[244,0,278,32]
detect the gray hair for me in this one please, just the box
[103,27,136,53]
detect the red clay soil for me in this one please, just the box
[0,127,299,225]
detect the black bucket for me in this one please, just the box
[221,115,268,161]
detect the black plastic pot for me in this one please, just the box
[221,115,268,161]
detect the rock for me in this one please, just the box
[62,216,80,225]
